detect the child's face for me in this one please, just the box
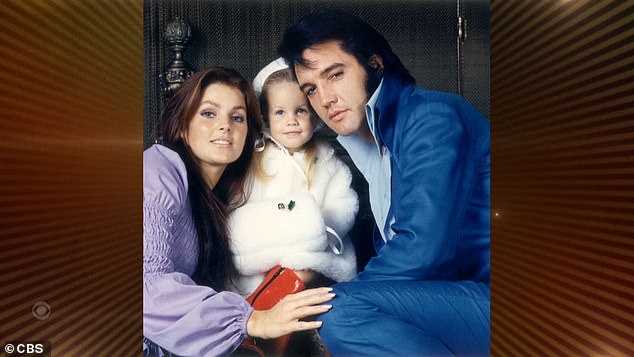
[267,81,314,154]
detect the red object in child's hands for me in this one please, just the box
[247,265,305,309]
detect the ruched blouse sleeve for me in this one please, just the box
[143,145,253,357]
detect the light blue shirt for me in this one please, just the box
[338,80,395,241]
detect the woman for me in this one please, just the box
[143,67,334,356]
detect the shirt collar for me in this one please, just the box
[365,78,385,154]
[336,78,385,171]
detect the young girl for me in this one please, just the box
[229,58,359,296]
[143,67,335,357]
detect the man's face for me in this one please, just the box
[294,41,370,137]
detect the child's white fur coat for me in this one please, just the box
[230,140,359,296]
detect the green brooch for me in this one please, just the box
[277,200,296,211]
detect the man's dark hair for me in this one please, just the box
[278,9,415,86]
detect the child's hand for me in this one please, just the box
[294,270,336,288]
[294,269,317,284]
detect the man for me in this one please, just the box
[278,9,490,356]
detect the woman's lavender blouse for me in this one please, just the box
[143,144,253,356]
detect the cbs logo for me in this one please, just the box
[4,342,46,355]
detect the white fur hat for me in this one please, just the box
[252,57,290,96]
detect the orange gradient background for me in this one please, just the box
[1,0,142,355]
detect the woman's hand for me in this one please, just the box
[246,287,335,339]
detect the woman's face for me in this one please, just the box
[183,83,248,184]
[267,81,314,154]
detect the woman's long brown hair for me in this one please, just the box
[159,67,262,291]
